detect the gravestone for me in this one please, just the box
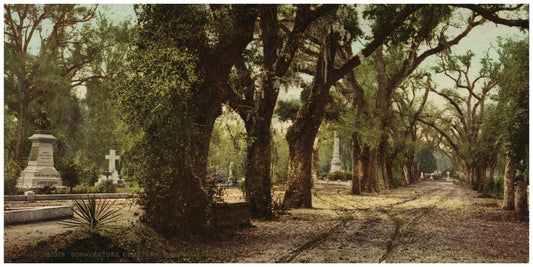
[329,131,342,174]
[95,150,125,187]
[17,133,64,190]
[446,171,452,182]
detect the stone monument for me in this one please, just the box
[228,161,234,184]
[17,112,64,190]
[329,131,342,174]
[95,149,125,187]
[17,134,64,190]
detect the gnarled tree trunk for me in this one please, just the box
[244,107,274,219]
[284,136,314,208]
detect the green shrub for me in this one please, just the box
[35,184,57,194]
[72,184,100,194]
[4,159,22,195]
[328,171,351,181]
[343,172,352,181]
[61,161,82,192]
[97,180,117,193]
[487,177,504,199]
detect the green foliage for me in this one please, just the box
[415,147,437,173]
[4,157,22,195]
[327,171,351,181]
[486,177,504,199]
[35,184,57,194]
[116,5,210,236]
[363,5,451,46]
[60,160,83,192]
[72,184,99,194]
[208,109,247,183]
[275,100,301,122]
[495,38,528,165]
[59,195,123,232]
[97,180,117,193]
[272,133,289,184]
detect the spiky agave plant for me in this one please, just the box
[60,195,122,232]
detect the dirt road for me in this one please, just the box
[4,181,529,263]
[232,181,528,263]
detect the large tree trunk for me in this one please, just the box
[514,180,528,220]
[351,132,363,195]
[244,115,274,219]
[15,102,27,168]
[312,135,322,180]
[368,148,379,192]
[284,33,335,208]
[360,147,379,193]
[379,140,392,189]
[503,156,516,210]
[191,105,220,185]
[284,137,314,208]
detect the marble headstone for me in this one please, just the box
[95,150,125,187]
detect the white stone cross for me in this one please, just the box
[105,150,120,172]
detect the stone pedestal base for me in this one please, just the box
[17,134,65,190]
[94,173,126,188]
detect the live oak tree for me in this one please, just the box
[283,5,424,208]
[225,4,337,218]
[117,5,257,236]
[494,38,528,212]
[418,50,500,192]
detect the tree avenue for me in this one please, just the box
[4,4,529,238]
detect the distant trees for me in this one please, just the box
[415,148,437,174]
[4,4,98,168]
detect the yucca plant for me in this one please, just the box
[60,195,122,232]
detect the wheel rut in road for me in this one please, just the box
[377,186,455,263]
[275,184,447,263]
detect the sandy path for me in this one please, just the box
[4,181,528,263]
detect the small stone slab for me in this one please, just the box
[4,206,73,225]
[4,193,134,201]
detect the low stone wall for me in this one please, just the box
[4,206,73,225]
[212,202,251,228]
[4,193,135,202]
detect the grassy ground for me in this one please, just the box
[4,181,529,263]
